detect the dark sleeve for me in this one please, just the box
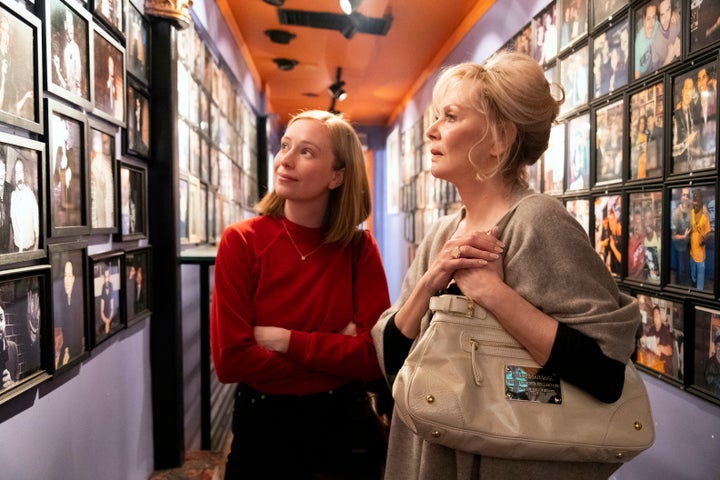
[544,322,626,403]
[382,314,414,376]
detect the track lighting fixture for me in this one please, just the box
[328,81,347,101]
[262,0,285,6]
[273,58,298,71]
[265,29,296,44]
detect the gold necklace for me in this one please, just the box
[282,219,324,260]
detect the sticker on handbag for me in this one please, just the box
[504,365,562,404]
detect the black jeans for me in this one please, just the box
[224,382,384,480]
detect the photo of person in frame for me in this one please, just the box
[0,8,34,121]
[630,83,665,180]
[559,0,587,48]
[0,147,13,254]
[93,32,124,123]
[51,113,82,227]
[706,332,720,393]
[50,1,87,99]
[560,46,589,114]
[594,194,622,276]
[89,129,115,230]
[93,257,121,343]
[52,249,85,369]
[120,165,145,237]
[566,114,589,191]
[127,3,148,82]
[592,18,628,98]
[690,0,720,53]
[566,198,590,238]
[96,0,123,33]
[635,294,684,379]
[532,4,557,65]
[695,307,720,396]
[634,0,681,79]
[627,191,662,284]
[692,65,717,169]
[0,276,42,391]
[593,0,626,28]
[128,85,149,157]
[595,99,624,184]
[125,250,148,321]
[10,156,39,253]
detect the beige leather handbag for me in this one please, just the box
[392,294,655,463]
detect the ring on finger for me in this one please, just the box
[451,246,461,259]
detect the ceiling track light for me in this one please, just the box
[262,0,285,6]
[273,58,298,71]
[265,29,296,44]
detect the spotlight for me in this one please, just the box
[262,0,285,6]
[339,0,362,15]
[329,80,347,101]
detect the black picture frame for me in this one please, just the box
[566,113,590,191]
[88,118,117,233]
[46,98,89,238]
[594,98,624,186]
[49,240,89,375]
[668,183,716,293]
[592,0,627,28]
[91,24,125,127]
[124,245,150,326]
[0,264,51,405]
[634,292,685,382]
[670,61,718,175]
[629,81,665,180]
[559,45,589,116]
[125,78,149,158]
[689,0,720,55]
[627,190,663,285]
[89,250,123,347]
[559,0,588,52]
[43,0,92,110]
[126,0,149,84]
[0,132,45,264]
[594,193,623,277]
[0,0,43,134]
[633,0,682,81]
[591,16,629,99]
[91,0,124,41]
[532,3,558,65]
[692,304,720,403]
[117,158,147,241]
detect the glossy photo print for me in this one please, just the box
[594,194,622,277]
[633,0,682,80]
[630,82,664,180]
[90,251,123,346]
[635,293,684,381]
[627,190,662,284]
[669,184,716,293]
[47,0,91,108]
[693,306,720,401]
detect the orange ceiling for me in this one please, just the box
[217,0,496,126]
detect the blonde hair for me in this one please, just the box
[255,110,371,246]
[432,52,565,187]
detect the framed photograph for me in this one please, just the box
[634,293,684,382]
[566,113,589,191]
[188,175,200,243]
[594,194,622,277]
[627,190,662,284]
[89,250,123,346]
[633,0,682,80]
[532,3,557,65]
[693,305,720,401]
[629,82,664,180]
[670,62,717,174]
[125,80,150,158]
[117,158,147,241]
[542,123,565,195]
[565,197,590,238]
[126,0,149,84]
[124,245,150,326]
[559,45,589,115]
[0,265,51,405]
[92,0,124,40]
[595,98,624,185]
[559,0,588,50]
[46,99,89,238]
[669,184,716,293]
[592,17,629,98]
[690,0,720,54]
[593,0,627,28]
[49,241,89,374]
[179,176,188,242]
[0,132,44,264]
[92,25,125,126]
[0,0,43,133]
[527,159,542,192]
[44,0,91,109]
[88,119,116,233]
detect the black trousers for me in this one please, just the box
[224,382,384,480]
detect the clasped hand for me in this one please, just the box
[254,321,358,353]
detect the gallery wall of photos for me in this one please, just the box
[397,0,720,407]
[174,20,259,246]
[0,0,153,406]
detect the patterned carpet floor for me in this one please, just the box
[148,450,226,480]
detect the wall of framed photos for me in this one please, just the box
[0,0,157,477]
[398,0,720,410]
